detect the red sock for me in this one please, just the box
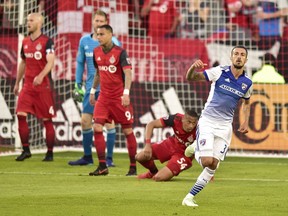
[125,132,137,165]
[94,131,106,163]
[139,160,158,174]
[17,115,29,150]
[43,120,55,152]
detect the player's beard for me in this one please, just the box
[233,63,244,70]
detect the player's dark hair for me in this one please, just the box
[93,9,108,21]
[231,45,248,57]
[98,24,113,34]
[185,109,199,119]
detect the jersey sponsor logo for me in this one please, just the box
[99,65,117,73]
[34,51,42,60]
[219,84,244,97]
[85,52,93,57]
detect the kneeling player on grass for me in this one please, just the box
[135,109,198,181]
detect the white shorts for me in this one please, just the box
[195,116,232,162]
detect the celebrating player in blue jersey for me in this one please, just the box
[68,10,121,166]
[182,45,253,207]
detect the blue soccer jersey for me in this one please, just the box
[201,65,253,123]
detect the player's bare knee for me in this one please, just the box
[201,157,214,168]
[93,123,103,133]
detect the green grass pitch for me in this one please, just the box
[0,152,288,216]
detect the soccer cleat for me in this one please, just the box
[126,166,137,176]
[42,152,53,162]
[185,141,196,157]
[182,193,198,207]
[137,171,155,179]
[89,166,109,176]
[15,151,31,161]
[68,156,93,166]
[106,157,115,167]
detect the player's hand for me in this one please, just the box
[238,124,248,134]
[33,75,44,86]
[192,60,208,70]
[73,83,85,102]
[121,94,130,107]
[13,84,19,96]
[89,93,95,105]
[143,144,152,160]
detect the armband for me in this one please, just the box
[123,89,130,95]
[90,88,96,94]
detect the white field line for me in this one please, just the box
[0,171,288,182]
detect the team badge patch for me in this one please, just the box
[242,83,247,90]
[36,43,42,51]
[199,139,206,146]
[109,55,115,64]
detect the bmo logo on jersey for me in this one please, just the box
[24,51,42,60]
[99,65,117,73]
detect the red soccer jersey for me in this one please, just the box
[160,113,196,147]
[93,45,132,100]
[21,34,54,90]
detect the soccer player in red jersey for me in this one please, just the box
[136,109,198,181]
[89,24,137,176]
[13,13,56,162]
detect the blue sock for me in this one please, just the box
[82,128,93,156]
[106,128,116,159]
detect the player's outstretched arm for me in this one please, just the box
[186,60,207,81]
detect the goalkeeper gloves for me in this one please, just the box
[73,83,85,102]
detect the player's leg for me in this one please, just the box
[154,154,192,181]
[69,92,94,165]
[135,149,158,179]
[89,121,109,176]
[105,121,116,167]
[122,126,137,176]
[15,112,31,161]
[15,89,34,161]
[42,118,55,161]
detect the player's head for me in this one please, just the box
[97,24,113,46]
[93,10,108,33]
[182,109,198,133]
[27,13,43,34]
[230,45,248,70]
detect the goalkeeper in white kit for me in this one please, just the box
[68,10,121,166]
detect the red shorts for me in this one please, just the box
[151,137,192,176]
[93,98,134,126]
[16,87,56,119]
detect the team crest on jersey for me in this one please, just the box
[241,83,247,90]
[36,43,42,51]
[187,135,194,143]
[199,139,206,146]
[109,55,116,64]
[109,65,117,73]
